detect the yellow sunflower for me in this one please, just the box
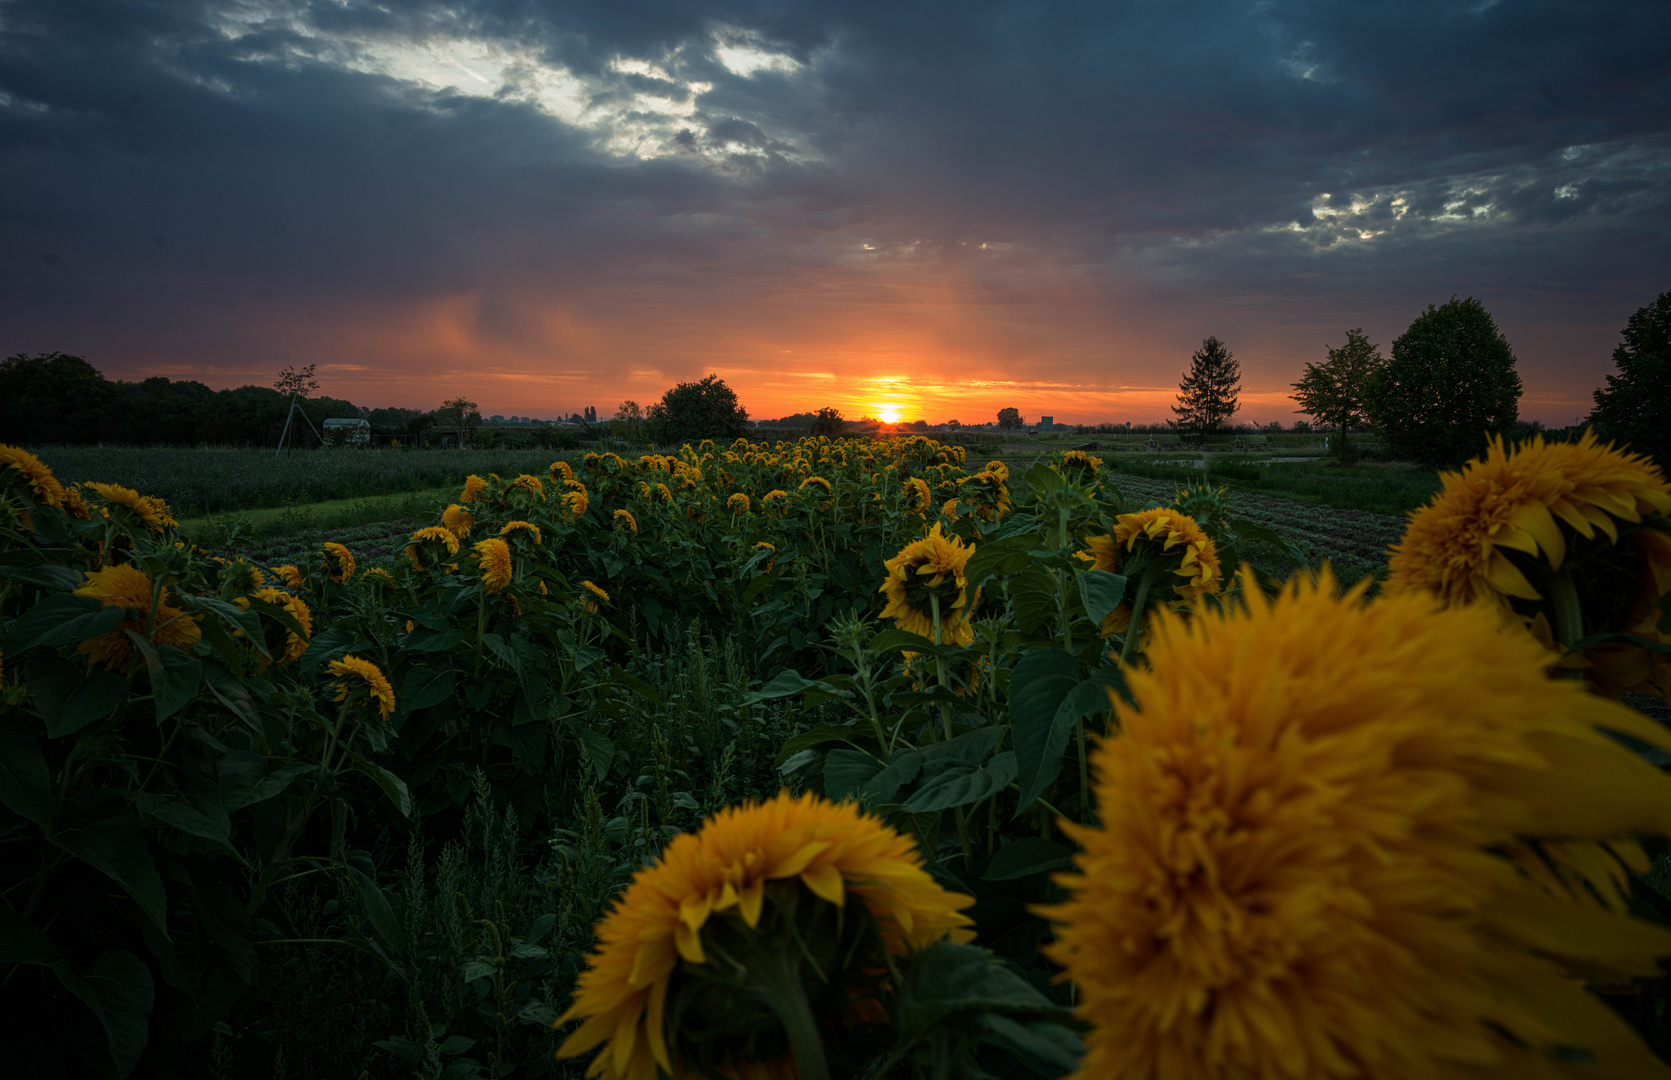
[727,492,751,514]
[238,586,313,665]
[82,481,177,532]
[328,655,395,721]
[1386,431,1671,697]
[1042,568,1671,1080]
[500,520,543,545]
[877,523,977,645]
[798,475,832,496]
[0,445,66,507]
[940,498,961,519]
[406,525,461,570]
[321,542,355,584]
[62,486,91,520]
[656,482,674,504]
[561,489,589,519]
[581,580,609,612]
[218,559,265,595]
[903,477,932,515]
[269,564,308,591]
[614,509,639,533]
[1078,507,1222,637]
[474,538,513,593]
[460,474,488,504]
[513,473,547,500]
[556,791,974,1080]
[362,566,395,588]
[73,564,202,670]
[753,540,776,573]
[761,489,790,513]
[441,503,475,539]
[550,460,575,483]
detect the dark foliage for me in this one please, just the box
[1367,297,1521,467]
[1589,289,1671,468]
[1170,336,1241,441]
[644,374,750,443]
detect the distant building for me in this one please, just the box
[322,417,370,447]
[1039,416,1054,432]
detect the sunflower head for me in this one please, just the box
[561,489,589,519]
[613,508,639,533]
[550,460,575,484]
[473,537,513,593]
[238,586,313,666]
[73,564,202,670]
[406,525,462,571]
[321,541,356,584]
[798,475,832,497]
[82,481,177,533]
[761,489,789,514]
[1042,567,1671,1080]
[556,791,974,1080]
[269,564,308,592]
[441,503,475,539]
[499,519,543,547]
[512,473,546,501]
[460,474,488,504]
[1387,430,1671,696]
[580,580,610,613]
[1055,450,1102,487]
[362,566,395,589]
[327,654,395,720]
[728,492,751,515]
[1077,507,1222,638]
[877,523,977,645]
[904,477,932,514]
[219,559,265,596]
[0,445,66,508]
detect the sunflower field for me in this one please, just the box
[4,432,1671,1080]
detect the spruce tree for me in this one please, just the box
[1171,336,1241,442]
[1589,289,1671,467]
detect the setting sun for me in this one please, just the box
[874,406,902,423]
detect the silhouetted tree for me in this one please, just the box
[1589,288,1671,467]
[1171,336,1241,442]
[996,407,1024,430]
[1292,328,1384,456]
[0,352,116,444]
[437,397,481,447]
[644,374,750,443]
[811,406,845,437]
[1368,297,1521,467]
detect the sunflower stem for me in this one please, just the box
[930,595,976,868]
[1120,562,1159,666]
[1549,566,1587,681]
[754,942,831,1080]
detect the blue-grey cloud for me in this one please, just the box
[1,0,1667,421]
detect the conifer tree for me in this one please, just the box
[1171,336,1241,442]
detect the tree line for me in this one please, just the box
[1161,289,1669,467]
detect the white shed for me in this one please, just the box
[322,417,371,447]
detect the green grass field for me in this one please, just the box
[31,444,578,516]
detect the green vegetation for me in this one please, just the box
[1589,287,1671,468]
[1365,296,1522,467]
[1111,455,1440,518]
[33,445,577,516]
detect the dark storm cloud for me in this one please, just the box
[1,0,1668,418]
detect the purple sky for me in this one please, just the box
[3,1,1668,424]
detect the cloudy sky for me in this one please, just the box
[2,1,1668,424]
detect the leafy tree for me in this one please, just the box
[644,374,750,444]
[1367,297,1521,467]
[273,363,319,399]
[1291,328,1385,456]
[437,396,481,447]
[1171,336,1241,442]
[611,400,644,441]
[996,407,1024,430]
[811,406,845,437]
[945,419,961,429]
[1589,289,1671,466]
[0,352,117,444]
